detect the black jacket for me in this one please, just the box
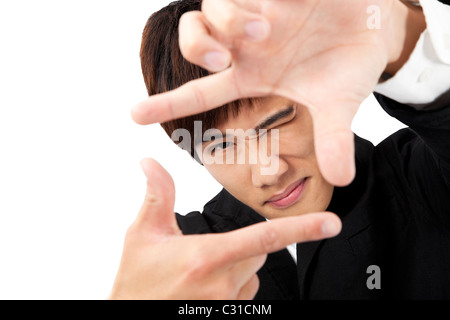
[176,90,450,300]
[175,0,450,298]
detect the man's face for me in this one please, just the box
[196,96,334,220]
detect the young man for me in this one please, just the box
[111,0,450,299]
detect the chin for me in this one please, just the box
[258,203,309,220]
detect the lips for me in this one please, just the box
[266,178,307,208]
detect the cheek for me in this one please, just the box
[278,110,316,159]
[204,164,252,198]
[279,129,315,161]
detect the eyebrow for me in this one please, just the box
[254,105,294,131]
[201,105,295,143]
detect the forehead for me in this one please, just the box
[216,96,293,131]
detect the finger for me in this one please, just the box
[310,106,358,187]
[237,274,260,300]
[212,212,342,266]
[132,69,245,125]
[230,254,266,289]
[134,158,181,236]
[179,11,231,72]
[202,0,270,41]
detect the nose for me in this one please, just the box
[251,154,288,188]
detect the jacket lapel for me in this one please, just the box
[296,135,375,299]
[296,240,323,299]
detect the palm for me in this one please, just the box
[134,0,395,186]
[214,0,392,184]
[230,0,390,111]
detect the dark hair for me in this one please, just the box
[140,0,257,160]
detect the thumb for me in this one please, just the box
[311,106,357,187]
[134,158,180,236]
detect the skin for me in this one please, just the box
[199,96,334,220]
[112,0,426,299]
[132,0,427,187]
[109,159,341,299]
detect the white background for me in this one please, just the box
[0,0,405,299]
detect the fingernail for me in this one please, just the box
[204,51,229,71]
[245,20,270,41]
[321,219,341,237]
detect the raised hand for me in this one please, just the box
[109,158,341,299]
[132,0,415,186]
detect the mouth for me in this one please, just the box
[265,178,308,209]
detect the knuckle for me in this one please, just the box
[178,10,192,27]
[296,216,324,240]
[202,0,240,34]
[258,225,279,253]
[219,10,237,32]
[182,245,238,299]
[190,84,206,111]
[206,278,235,300]
[198,284,235,300]
[178,13,203,58]
[217,280,237,299]
[251,274,261,291]
[179,35,198,59]
[239,274,260,300]
[185,247,214,278]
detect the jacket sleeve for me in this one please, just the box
[370,0,450,219]
[374,92,450,217]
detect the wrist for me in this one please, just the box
[384,0,426,76]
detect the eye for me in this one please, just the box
[211,141,234,154]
